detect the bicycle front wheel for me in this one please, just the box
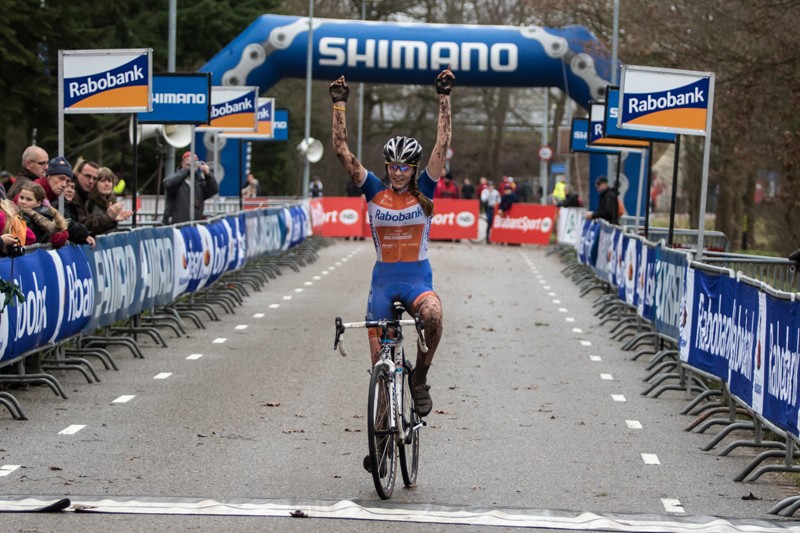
[399,361,420,488]
[367,365,396,499]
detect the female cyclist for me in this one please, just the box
[330,68,455,417]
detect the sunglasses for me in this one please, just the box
[386,163,415,172]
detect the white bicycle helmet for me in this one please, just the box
[383,136,423,165]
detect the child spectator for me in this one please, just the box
[16,182,69,248]
[0,199,34,256]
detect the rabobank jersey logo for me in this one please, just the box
[62,51,151,112]
[620,66,712,134]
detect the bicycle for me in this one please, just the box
[334,302,428,499]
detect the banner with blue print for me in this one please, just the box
[52,245,95,341]
[753,291,800,438]
[245,208,287,258]
[636,242,657,322]
[653,245,688,339]
[137,227,176,309]
[178,225,213,294]
[577,219,599,267]
[87,232,139,331]
[205,219,232,286]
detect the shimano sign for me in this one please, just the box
[138,73,211,125]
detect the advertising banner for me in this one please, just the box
[489,204,556,245]
[604,87,676,143]
[430,199,479,240]
[589,102,650,149]
[636,242,657,322]
[570,118,621,155]
[87,232,139,331]
[755,292,800,437]
[317,197,368,238]
[619,65,713,136]
[556,208,585,246]
[577,219,599,267]
[137,72,211,125]
[653,245,688,339]
[197,86,259,132]
[245,208,287,258]
[136,227,176,310]
[221,98,275,139]
[61,49,152,114]
[53,245,95,341]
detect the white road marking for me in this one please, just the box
[294,288,303,293]
[566,317,575,323]
[580,340,591,346]
[548,292,556,296]
[539,279,547,284]
[626,420,643,429]
[558,308,568,313]
[58,425,86,435]
[661,498,686,514]
[322,271,329,275]
[572,328,583,333]
[313,276,321,280]
[154,373,172,380]
[553,299,561,304]
[253,313,265,318]
[304,282,313,286]
[590,356,602,362]
[186,354,203,360]
[269,304,280,309]
[543,286,551,290]
[282,295,292,300]
[329,266,336,271]
[213,338,227,344]
[642,453,661,465]
[600,374,613,380]
[0,465,21,477]
[112,395,136,404]
[612,394,626,402]
[235,325,248,330]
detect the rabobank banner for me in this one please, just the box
[221,98,275,140]
[589,102,649,149]
[198,86,258,132]
[605,87,676,143]
[61,49,152,113]
[619,65,713,136]
[653,245,688,340]
[570,118,621,155]
[137,73,211,125]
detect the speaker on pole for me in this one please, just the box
[297,137,324,163]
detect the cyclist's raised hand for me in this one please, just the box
[330,76,350,103]
[435,67,455,95]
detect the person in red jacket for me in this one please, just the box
[433,170,459,199]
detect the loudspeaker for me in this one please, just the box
[129,117,192,148]
[297,137,324,163]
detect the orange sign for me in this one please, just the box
[489,204,557,245]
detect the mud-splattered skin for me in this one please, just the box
[330,70,454,385]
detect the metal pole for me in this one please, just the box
[302,1,315,198]
[165,0,177,178]
[238,139,243,211]
[539,89,549,204]
[189,127,196,223]
[356,0,367,161]
[695,74,716,261]
[643,145,653,239]
[611,0,620,85]
[667,135,681,247]
[131,114,139,228]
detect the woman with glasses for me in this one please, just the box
[329,67,455,419]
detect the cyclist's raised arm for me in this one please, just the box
[425,67,455,181]
[330,76,367,186]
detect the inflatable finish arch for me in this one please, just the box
[198,15,617,196]
[202,14,613,109]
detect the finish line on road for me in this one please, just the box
[1,496,798,532]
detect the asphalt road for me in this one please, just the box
[1,238,799,532]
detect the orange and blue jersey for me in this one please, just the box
[360,169,438,320]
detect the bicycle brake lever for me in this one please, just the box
[334,317,348,356]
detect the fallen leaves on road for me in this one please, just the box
[264,402,281,407]
[282,429,305,434]
[344,428,362,433]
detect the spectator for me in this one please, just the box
[434,170,459,199]
[113,172,128,197]
[7,145,49,199]
[72,159,127,235]
[242,173,263,197]
[497,183,519,218]
[61,178,95,247]
[16,182,69,248]
[552,177,567,204]
[516,178,533,203]
[480,180,500,243]
[556,183,583,208]
[584,175,619,224]
[476,176,488,212]
[86,167,133,234]
[461,177,475,199]
[309,176,323,198]
[162,151,219,224]
[0,198,34,255]
[0,171,13,195]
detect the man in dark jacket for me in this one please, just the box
[7,145,49,199]
[585,175,619,224]
[162,151,219,224]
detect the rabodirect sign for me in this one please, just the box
[137,73,211,125]
[62,48,152,114]
[619,65,713,136]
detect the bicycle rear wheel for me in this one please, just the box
[367,364,396,499]
[399,361,420,488]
